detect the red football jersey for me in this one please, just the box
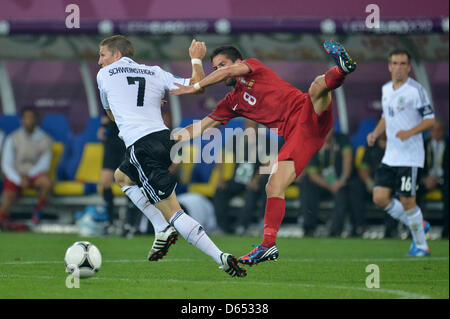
[208,58,305,138]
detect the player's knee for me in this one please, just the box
[309,75,326,98]
[265,180,284,198]
[372,191,389,208]
[113,169,128,187]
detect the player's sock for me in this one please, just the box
[34,197,46,213]
[406,206,429,251]
[121,185,169,233]
[261,197,286,247]
[169,210,223,264]
[103,187,114,223]
[324,66,347,90]
[384,198,409,225]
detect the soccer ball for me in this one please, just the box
[64,241,102,278]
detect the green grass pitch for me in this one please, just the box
[0,233,448,299]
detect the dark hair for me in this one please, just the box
[210,46,243,62]
[100,35,134,58]
[388,49,411,64]
[20,106,38,118]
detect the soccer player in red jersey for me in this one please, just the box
[171,40,356,265]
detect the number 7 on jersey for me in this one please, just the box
[127,76,146,107]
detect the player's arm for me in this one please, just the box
[367,118,386,147]
[396,118,435,141]
[170,62,251,96]
[173,116,221,142]
[105,109,115,122]
[188,39,206,87]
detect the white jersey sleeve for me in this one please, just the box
[413,84,434,120]
[97,71,110,110]
[153,66,190,90]
[95,58,190,147]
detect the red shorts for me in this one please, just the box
[2,173,47,195]
[277,93,334,177]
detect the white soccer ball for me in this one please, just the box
[64,241,102,278]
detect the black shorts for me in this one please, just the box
[103,135,126,170]
[374,163,422,197]
[118,130,177,204]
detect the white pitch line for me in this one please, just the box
[0,273,431,299]
[0,256,448,265]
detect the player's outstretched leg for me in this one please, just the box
[220,253,248,277]
[238,244,279,266]
[148,225,178,261]
[323,40,357,74]
[406,220,431,257]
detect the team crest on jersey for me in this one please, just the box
[396,96,406,112]
[239,78,255,89]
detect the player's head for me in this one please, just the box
[210,46,243,86]
[388,49,411,82]
[98,35,134,67]
[20,106,39,133]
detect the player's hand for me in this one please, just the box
[189,39,206,60]
[20,175,30,189]
[396,130,412,141]
[170,83,196,96]
[97,127,107,141]
[366,132,377,147]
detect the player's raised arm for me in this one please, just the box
[172,116,221,142]
[188,39,206,86]
[170,60,251,96]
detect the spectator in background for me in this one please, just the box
[442,140,449,238]
[213,119,268,234]
[0,107,53,229]
[300,128,364,237]
[0,128,5,186]
[358,132,398,237]
[97,114,125,229]
[419,118,448,202]
[419,118,448,238]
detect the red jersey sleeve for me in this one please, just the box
[240,58,264,75]
[208,93,236,125]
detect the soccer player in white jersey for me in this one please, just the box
[367,49,435,256]
[96,35,246,277]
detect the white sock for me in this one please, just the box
[169,210,223,264]
[121,185,169,233]
[384,198,409,225]
[405,206,428,251]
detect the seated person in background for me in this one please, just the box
[442,141,449,238]
[97,114,125,228]
[419,118,448,203]
[300,128,364,237]
[358,132,398,237]
[0,107,53,228]
[213,119,268,234]
[0,128,5,186]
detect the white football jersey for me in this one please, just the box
[97,57,189,147]
[381,77,434,168]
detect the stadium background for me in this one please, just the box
[0,0,448,235]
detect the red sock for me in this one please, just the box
[324,66,347,90]
[34,198,46,212]
[261,197,286,247]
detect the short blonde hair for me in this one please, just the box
[100,35,134,58]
